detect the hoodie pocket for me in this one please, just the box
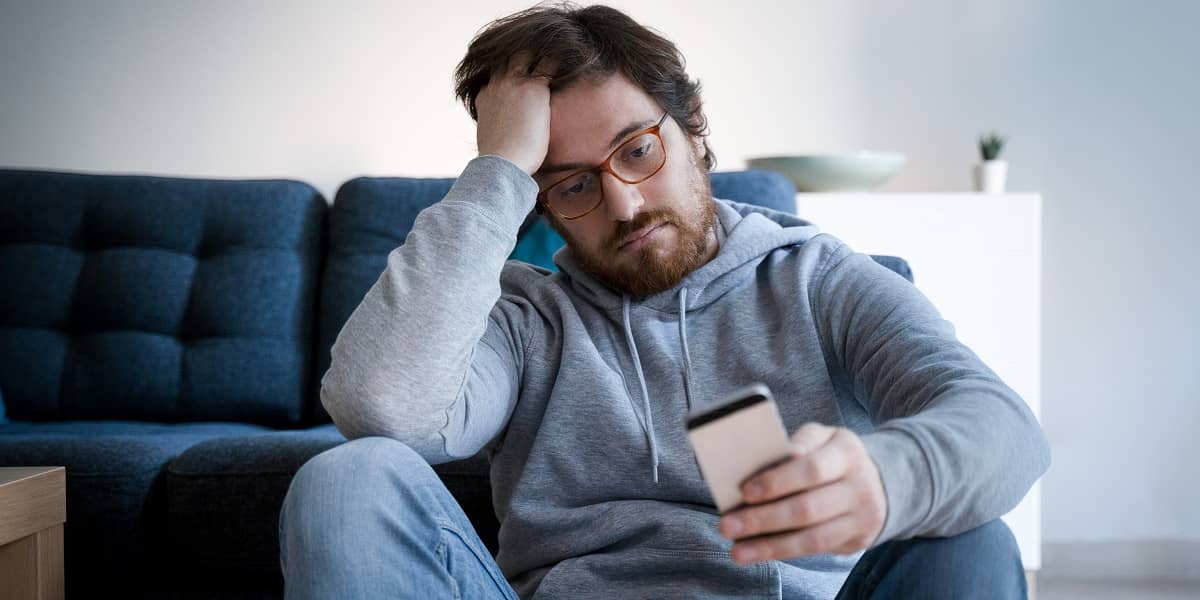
[531,546,778,599]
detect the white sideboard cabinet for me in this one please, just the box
[793,192,1044,573]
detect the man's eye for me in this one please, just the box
[557,174,593,198]
[628,143,650,159]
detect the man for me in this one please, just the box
[280,4,1050,598]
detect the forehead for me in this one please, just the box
[546,73,663,162]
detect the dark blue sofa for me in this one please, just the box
[0,167,911,598]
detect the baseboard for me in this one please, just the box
[1041,540,1200,580]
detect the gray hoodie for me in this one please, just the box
[322,155,1051,598]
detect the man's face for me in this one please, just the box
[535,73,717,297]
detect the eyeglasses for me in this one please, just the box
[536,112,670,220]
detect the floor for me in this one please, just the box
[1038,576,1200,600]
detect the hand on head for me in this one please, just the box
[474,53,556,175]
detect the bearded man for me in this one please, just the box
[280,4,1049,598]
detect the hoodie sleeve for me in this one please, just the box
[320,155,539,464]
[811,237,1051,547]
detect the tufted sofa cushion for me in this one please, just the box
[0,169,327,426]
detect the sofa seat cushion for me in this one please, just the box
[165,425,499,591]
[0,420,271,591]
[164,425,348,589]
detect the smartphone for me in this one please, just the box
[685,383,793,513]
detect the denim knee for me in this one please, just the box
[905,519,1025,596]
[288,439,439,504]
[838,519,1026,600]
[292,436,433,492]
[907,519,1022,569]
[281,437,438,545]
[947,519,1022,564]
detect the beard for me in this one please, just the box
[553,152,717,298]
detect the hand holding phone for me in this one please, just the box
[685,383,792,513]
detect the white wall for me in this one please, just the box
[2,0,1197,545]
[832,0,1200,544]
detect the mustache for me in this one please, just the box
[610,210,674,250]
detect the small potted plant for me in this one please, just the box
[974,132,1008,193]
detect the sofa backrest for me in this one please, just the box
[313,177,457,423]
[0,169,326,426]
[712,169,798,213]
[313,169,822,423]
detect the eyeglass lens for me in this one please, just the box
[546,131,665,219]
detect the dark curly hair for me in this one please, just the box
[453,2,715,171]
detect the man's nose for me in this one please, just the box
[601,171,644,222]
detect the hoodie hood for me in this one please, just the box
[550,199,822,482]
[553,199,822,312]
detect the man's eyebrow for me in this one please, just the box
[536,117,657,177]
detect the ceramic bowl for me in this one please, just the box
[746,152,906,192]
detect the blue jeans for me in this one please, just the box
[280,437,1027,599]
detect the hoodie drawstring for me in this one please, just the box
[622,295,659,483]
[678,288,696,413]
[621,289,698,484]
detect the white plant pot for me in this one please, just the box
[974,160,1008,193]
